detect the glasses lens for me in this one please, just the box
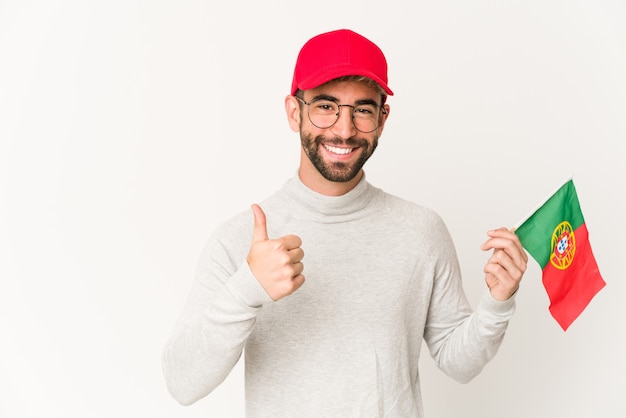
[352,104,379,133]
[307,100,339,129]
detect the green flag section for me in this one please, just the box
[515,179,606,331]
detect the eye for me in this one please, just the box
[312,100,338,113]
[354,105,376,116]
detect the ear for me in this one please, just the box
[284,95,301,133]
[377,103,391,135]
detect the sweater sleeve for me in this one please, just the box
[162,223,274,405]
[422,214,516,384]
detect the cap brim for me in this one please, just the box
[294,64,394,96]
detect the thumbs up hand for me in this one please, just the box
[246,204,305,301]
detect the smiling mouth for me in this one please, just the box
[323,144,355,155]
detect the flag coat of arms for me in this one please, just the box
[515,179,606,331]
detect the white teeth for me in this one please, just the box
[324,145,352,155]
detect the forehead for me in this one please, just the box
[305,79,381,101]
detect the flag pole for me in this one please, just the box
[513,173,574,230]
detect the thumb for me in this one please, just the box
[251,203,269,243]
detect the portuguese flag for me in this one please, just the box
[515,178,605,331]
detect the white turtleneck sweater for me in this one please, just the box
[162,174,515,417]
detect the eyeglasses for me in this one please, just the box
[295,96,386,133]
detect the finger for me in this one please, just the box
[484,271,501,292]
[481,228,513,248]
[251,204,269,243]
[272,272,306,300]
[486,246,527,278]
[483,261,520,300]
[484,236,523,258]
[484,264,519,288]
[501,238,528,269]
[278,234,303,252]
[488,228,526,257]
[291,274,306,292]
[481,230,528,266]
[288,247,305,263]
[487,249,524,279]
[292,261,304,276]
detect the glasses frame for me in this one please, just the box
[295,96,387,133]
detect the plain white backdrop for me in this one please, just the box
[1,1,625,417]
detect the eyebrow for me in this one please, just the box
[309,94,380,107]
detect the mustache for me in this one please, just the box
[314,135,369,148]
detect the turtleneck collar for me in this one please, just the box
[277,172,382,223]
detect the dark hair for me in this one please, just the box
[295,75,387,106]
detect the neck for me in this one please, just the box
[298,166,363,196]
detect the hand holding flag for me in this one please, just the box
[480,228,528,301]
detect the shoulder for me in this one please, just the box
[373,188,456,252]
[375,188,447,230]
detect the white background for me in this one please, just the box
[1,1,625,417]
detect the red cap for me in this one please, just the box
[290,29,393,96]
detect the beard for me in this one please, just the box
[300,131,378,183]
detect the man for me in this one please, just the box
[162,28,527,417]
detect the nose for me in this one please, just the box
[329,105,357,138]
